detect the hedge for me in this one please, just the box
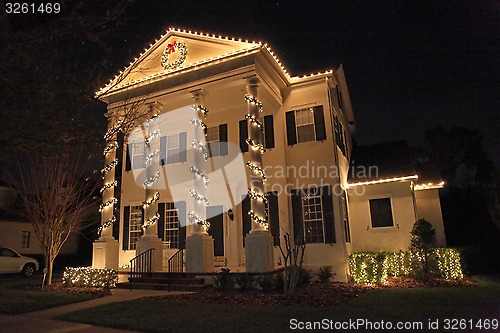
[348,248,463,284]
[63,267,118,288]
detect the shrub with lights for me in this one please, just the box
[63,267,118,288]
[349,248,463,284]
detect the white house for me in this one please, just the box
[92,28,446,282]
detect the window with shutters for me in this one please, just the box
[163,202,179,248]
[21,231,30,248]
[206,125,220,157]
[295,108,316,143]
[302,193,324,244]
[369,198,394,228]
[166,134,180,164]
[129,205,143,250]
[131,142,144,169]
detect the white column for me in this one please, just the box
[136,102,163,271]
[244,76,274,272]
[186,89,214,272]
[93,112,119,270]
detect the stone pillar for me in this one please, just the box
[244,76,274,272]
[186,89,214,272]
[93,112,119,270]
[136,103,163,272]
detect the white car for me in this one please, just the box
[0,247,39,277]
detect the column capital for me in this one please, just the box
[190,88,209,99]
[145,101,163,114]
[244,75,260,87]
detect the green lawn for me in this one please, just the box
[0,274,98,314]
[59,276,500,333]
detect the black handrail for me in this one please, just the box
[129,248,154,290]
[168,249,184,273]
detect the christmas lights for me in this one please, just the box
[246,161,267,182]
[244,94,263,112]
[145,149,160,165]
[142,212,160,229]
[190,189,209,205]
[248,189,268,204]
[99,197,118,212]
[190,118,207,131]
[245,114,264,132]
[248,210,268,228]
[104,120,124,140]
[100,180,118,194]
[161,41,188,70]
[103,141,118,155]
[246,138,265,154]
[189,166,209,187]
[142,171,160,188]
[144,130,161,145]
[191,140,209,160]
[98,216,117,233]
[63,267,118,288]
[187,211,210,230]
[142,192,160,208]
[193,104,208,118]
[144,114,160,127]
[101,159,118,175]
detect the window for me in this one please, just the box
[342,193,351,242]
[295,108,316,143]
[131,142,144,169]
[0,248,18,257]
[302,193,324,244]
[21,231,30,248]
[206,125,228,157]
[369,198,394,228]
[129,205,143,250]
[166,134,180,164]
[163,202,179,248]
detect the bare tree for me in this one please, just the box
[279,232,306,296]
[9,155,99,284]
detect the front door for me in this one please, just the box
[207,206,224,257]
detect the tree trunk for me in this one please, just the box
[47,258,54,285]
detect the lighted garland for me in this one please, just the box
[100,180,118,194]
[145,150,160,165]
[189,166,209,187]
[161,41,188,71]
[99,197,118,212]
[193,104,208,118]
[103,141,118,155]
[245,114,264,132]
[144,130,161,145]
[190,118,207,131]
[248,189,268,204]
[142,171,160,188]
[244,94,263,112]
[142,192,160,208]
[101,159,118,175]
[142,212,160,230]
[188,211,209,230]
[246,161,267,182]
[191,140,209,160]
[246,138,265,154]
[144,114,160,127]
[103,119,124,140]
[190,189,209,206]
[98,216,116,233]
[248,210,268,228]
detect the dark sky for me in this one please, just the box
[116,1,498,166]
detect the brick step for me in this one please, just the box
[129,277,206,285]
[116,282,209,292]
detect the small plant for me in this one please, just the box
[214,268,231,290]
[256,274,274,292]
[234,273,250,291]
[318,266,333,283]
[63,267,117,288]
[410,219,436,279]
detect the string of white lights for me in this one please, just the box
[246,161,267,182]
[189,166,209,187]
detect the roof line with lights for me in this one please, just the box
[346,175,419,188]
[95,28,335,98]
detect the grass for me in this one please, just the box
[0,274,98,314]
[59,276,500,333]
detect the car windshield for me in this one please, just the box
[0,248,19,257]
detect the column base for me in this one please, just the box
[136,236,164,272]
[245,231,274,272]
[186,234,214,273]
[92,237,119,270]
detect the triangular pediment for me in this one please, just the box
[97,29,261,97]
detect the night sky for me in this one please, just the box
[117,0,499,166]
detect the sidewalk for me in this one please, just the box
[0,288,190,333]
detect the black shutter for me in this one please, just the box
[179,132,187,162]
[177,201,187,249]
[291,189,304,244]
[122,206,130,250]
[322,185,336,243]
[313,106,327,141]
[242,195,251,246]
[159,136,166,166]
[158,203,165,241]
[125,144,131,171]
[219,124,228,156]
[264,115,275,149]
[239,119,248,153]
[286,111,297,146]
[267,192,280,246]
[112,215,120,240]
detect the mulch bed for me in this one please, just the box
[21,282,111,297]
[163,282,372,307]
[380,276,478,288]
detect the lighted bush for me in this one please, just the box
[349,248,463,284]
[63,267,118,288]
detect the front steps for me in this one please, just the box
[116,272,211,292]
